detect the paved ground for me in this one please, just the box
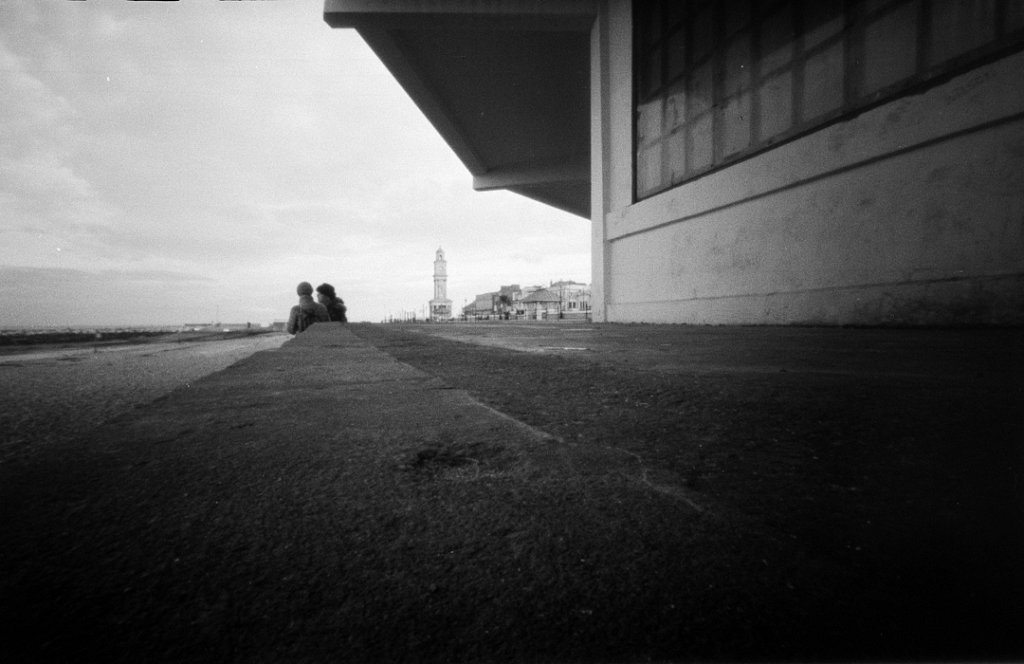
[1,321,1021,663]
[0,332,289,462]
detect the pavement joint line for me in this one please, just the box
[464,399,564,445]
[616,446,706,513]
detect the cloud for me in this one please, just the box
[0,29,123,244]
[0,40,76,141]
[0,0,591,327]
[2,153,93,202]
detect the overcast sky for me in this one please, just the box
[0,0,590,327]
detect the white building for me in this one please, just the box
[550,280,591,317]
[520,288,561,320]
[326,1,1024,326]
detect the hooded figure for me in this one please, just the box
[286,281,330,334]
[315,282,348,323]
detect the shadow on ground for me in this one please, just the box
[1,322,1021,663]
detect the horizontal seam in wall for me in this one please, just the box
[610,271,1024,305]
[609,110,1024,244]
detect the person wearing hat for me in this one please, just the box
[315,282,348,323]
[286,281,330,334]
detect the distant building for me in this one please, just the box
[459,281,590,320]
[521,288,561,320]
[464,291,498,319]
[550,280,591,318]
[504,282,591,319]
[429,247,453,321]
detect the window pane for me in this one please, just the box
[929,0,996,66]
[803,0,845,50]
[668,129,687,183]
[863,1,918,95]
[640,2,662,47]
[688,62,714,117]
[666,81,687,131]
[667,0,687,29]
[758,70,793,140]
[760,3,795,74]
[688,113,714,171]
[865,0,900,13]
[637,143,664,197]
[641,47,663,98]
[668,27,687,81]
[723,34,752,97]
[725,0,751,36]
[803,41,845,120]
[692,6,715,63]
[637,99,664,146]
[722,92,752,156]
[1007,0,1024,32]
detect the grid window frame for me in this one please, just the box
[633,0,1024,202]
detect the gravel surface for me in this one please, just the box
[0,334,289,462]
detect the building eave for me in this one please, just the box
[324,0,596,219]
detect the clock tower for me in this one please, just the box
[429,247,452,321]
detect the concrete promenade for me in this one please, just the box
[2,322,1022,663]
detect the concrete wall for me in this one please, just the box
[591,0,1024,325]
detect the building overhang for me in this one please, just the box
[324,0,597,218]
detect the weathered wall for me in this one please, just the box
[593,1,1024,325]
